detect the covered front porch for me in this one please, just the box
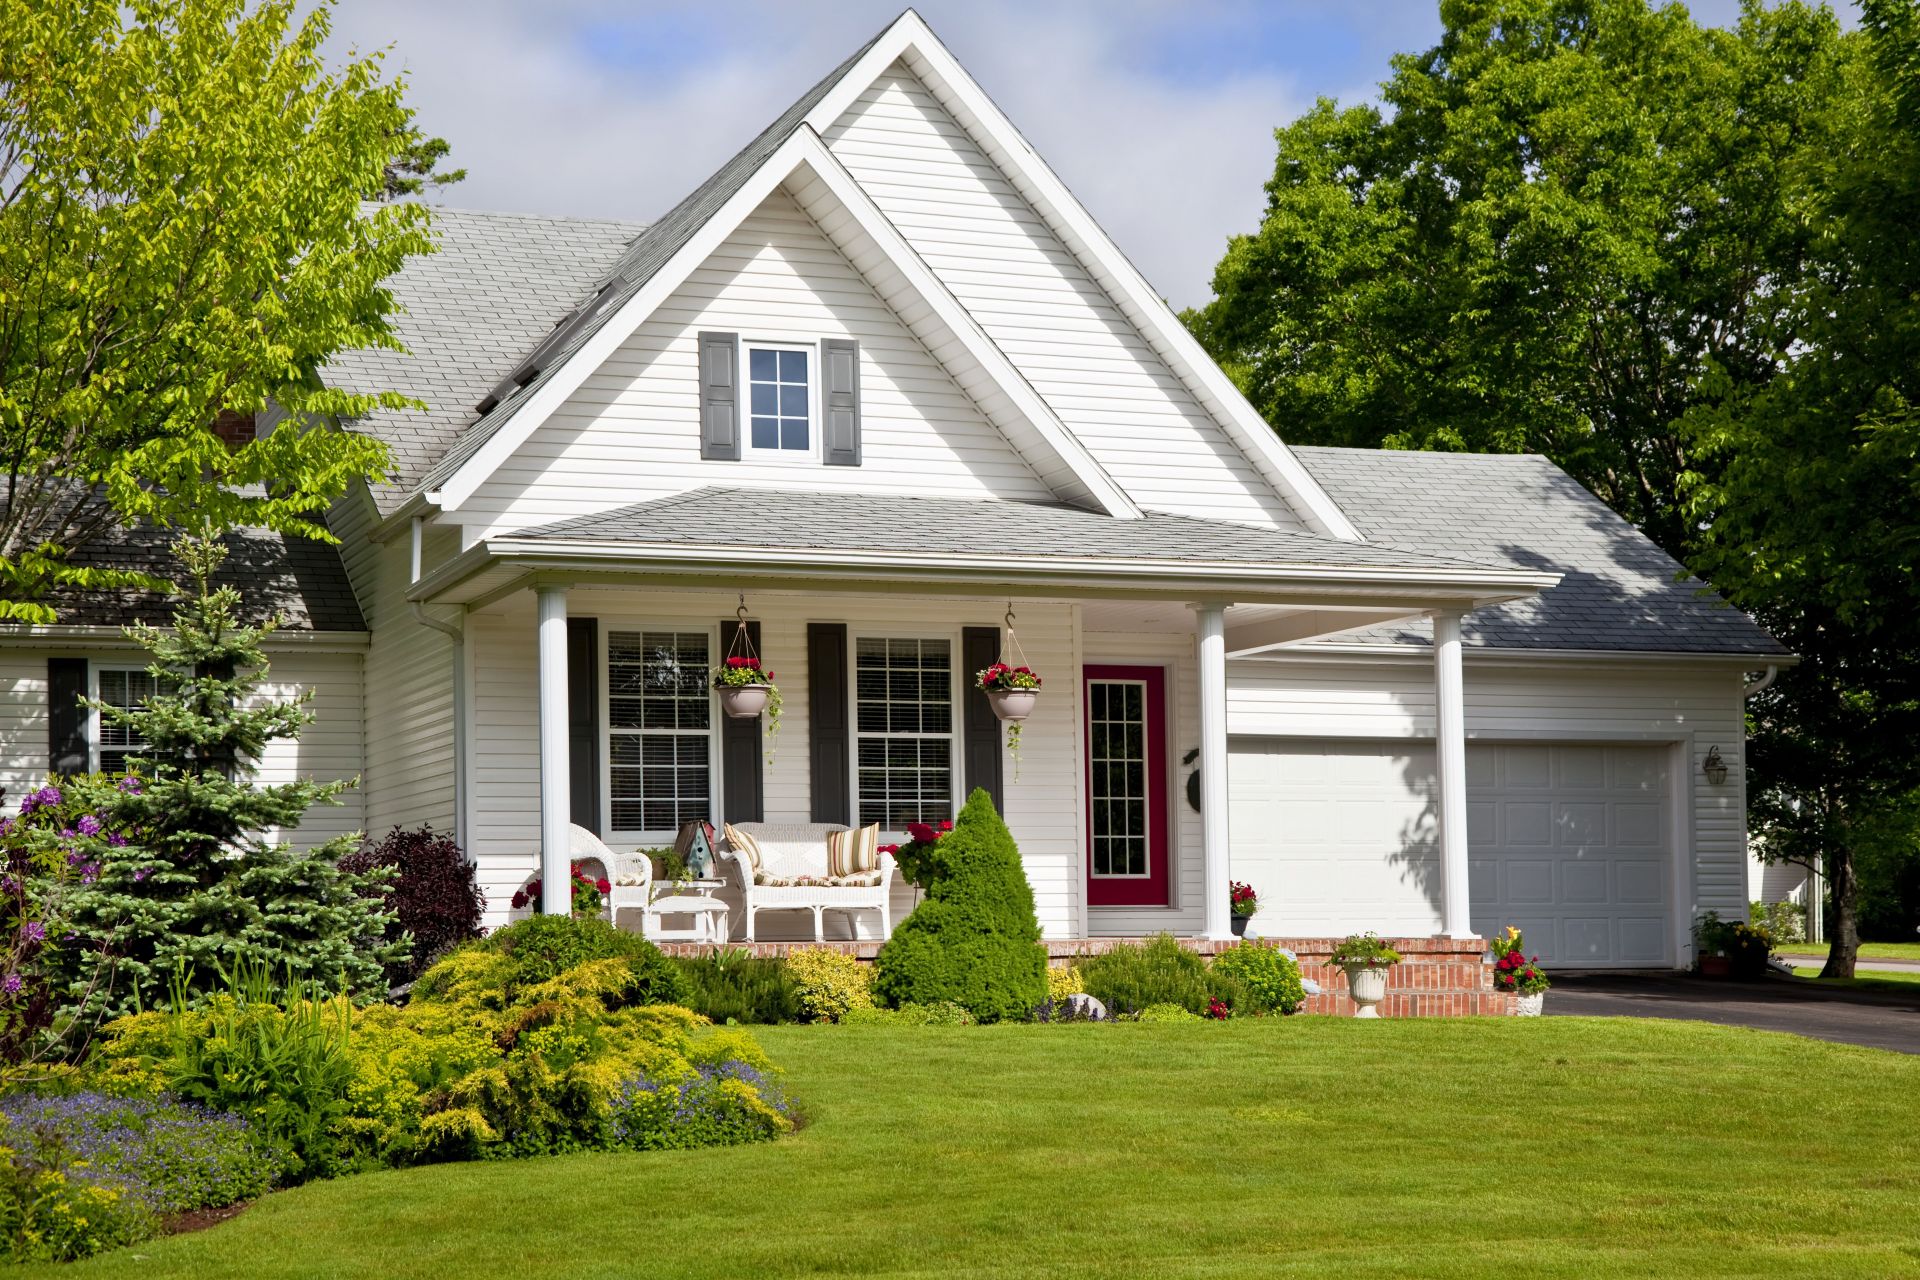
[403,490,1557,946]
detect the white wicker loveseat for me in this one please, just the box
[722,822,897,943]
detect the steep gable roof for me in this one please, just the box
[325,208,644,514]
[1291,447,1787,656]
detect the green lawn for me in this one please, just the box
[1793,966,1920,993]
[1776,940,1920,962]
[34,1020,1920,1280]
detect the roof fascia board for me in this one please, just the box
[0,624,370,651]
[787,133,1139,517]
[800,13,1366,541]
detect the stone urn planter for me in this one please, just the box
[717,683,773,719]
[1514,991,1545,1017]
[1343,963,1390,1018]
[987,687,1039,722]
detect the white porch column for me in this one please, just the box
[1433,610,1473,937]
[1195,603,1233,940]
[536,585,571,916]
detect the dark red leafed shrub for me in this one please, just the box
[343,826,484,984]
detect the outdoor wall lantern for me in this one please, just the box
[1702,746,1729,785]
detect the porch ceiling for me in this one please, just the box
[410,488,1561,614]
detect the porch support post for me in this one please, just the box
[1195,602,1233,940]
[536,584,572,917]
[1433,609,1473,937]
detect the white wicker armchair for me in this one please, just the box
[722,822,897,942]
[569,825,652,929]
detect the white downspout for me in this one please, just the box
[1744,665,1779,698]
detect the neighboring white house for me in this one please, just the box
[0,11,1787,969]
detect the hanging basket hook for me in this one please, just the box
[737,591,749,624]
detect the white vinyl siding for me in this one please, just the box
[460,188,1055,541]
[330,489,456,836]
[823,62,1308,531]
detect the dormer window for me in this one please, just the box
[746,344,813,456]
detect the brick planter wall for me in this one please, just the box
[656,934,1512,1017]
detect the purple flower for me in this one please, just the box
[20,921,44,944]
[116,775,141,795]
[79,863,98,884]
[20,784,63,815]
[76,815,101,837]
[133,866,151,883]
[107,833,127,847]
[1,974,20,996]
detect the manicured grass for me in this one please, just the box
[1793,966,1920,992]
[34,1020,1920,1279]
[1776,940,1920,962]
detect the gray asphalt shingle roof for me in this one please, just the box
[504,486,1515,575]
[46,524,365,631]
[325,208,646,513]
[1291,447,1786,655]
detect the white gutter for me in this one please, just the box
[1744,665,1780,697]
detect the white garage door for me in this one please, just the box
[1227,740,1673,967]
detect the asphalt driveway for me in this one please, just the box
[1548,972,1920,1054]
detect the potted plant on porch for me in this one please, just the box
[511,861,610,917]
[976,661,1042,771]
[1490,926,1551,1015]
[1228,880,1258,937]
[1328,932,1402,1018]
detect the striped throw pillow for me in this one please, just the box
[826,823,880,879]
[724,823,762,875]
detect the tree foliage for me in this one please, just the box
[0,0,438,620]
[1186,0,1853,562]
[48,537,401,1031]
[1682,0,1920,975]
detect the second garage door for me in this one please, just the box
[1227,740,1674,967]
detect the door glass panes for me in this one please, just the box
[1088,680,1148,877]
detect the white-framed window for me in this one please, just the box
[93,665,158,775]
[852,635,955,831]
[744,342,815,459]
[606,629,715,837]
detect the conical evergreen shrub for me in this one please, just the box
[48,537,401,1029]
[872,788,1046,1022]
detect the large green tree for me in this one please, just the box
[1187,0,1854,563]
[1683,0,1920,977]
[1187,0,1920,976]
[0,0,441,620]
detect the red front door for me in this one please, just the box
[1084,665,1169,907]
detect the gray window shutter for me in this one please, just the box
[47,658,89,776]
[961,627,1004,813]
[808,623,850,825]
[821,338,861,466]
[567,618,601,835]
[698,331,740,460]
[719,620,764,824]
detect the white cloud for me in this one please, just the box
[319,1,1318,309]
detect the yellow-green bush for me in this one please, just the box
[0,1157,151,1263]
[1046,963,1084,1001]
[785,948,874,1022]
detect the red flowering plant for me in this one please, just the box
[1490,926,1550,995]
[974,662,1042,693]
[878,819,953,891]
[1228,880,1258,919]
[511,861,611,916]
[1205,996,1231,1020]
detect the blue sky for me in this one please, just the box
[321,1,1840,310]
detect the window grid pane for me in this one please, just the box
[97,668,157,775]
[747,345,810,452]
[1089,680,1149,878]
[855,637,953,829]
[608,630,711,832]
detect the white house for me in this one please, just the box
[0,12,1786,973]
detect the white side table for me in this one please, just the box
[645,878,730,943]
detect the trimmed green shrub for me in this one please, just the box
[1212,942,1307,1014]
[413,914,686,1009]
[841,1000,976,1026]
[1076,934,1248,1016]
[872,789,1047,1022]
[1132,1003,1202,1023]
[785,948,873,1022]
[674,950,801,1024]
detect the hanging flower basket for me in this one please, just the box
[976,657,1042,777]
[987,686,1039,721]
[712,656,782,735]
